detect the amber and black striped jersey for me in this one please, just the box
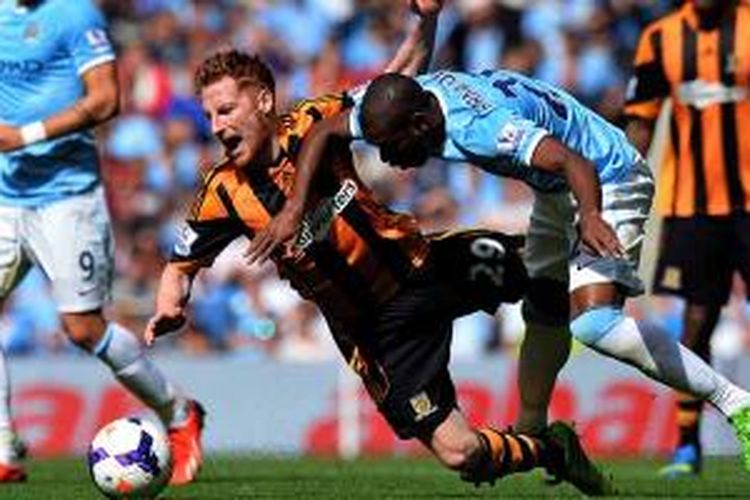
[170,93,430,342]
[624,2,750,217]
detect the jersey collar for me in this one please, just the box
[680,3,701,31]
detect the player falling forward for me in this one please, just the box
[0,0,203,484]
[144,3,612,494]
[248,68,750,474]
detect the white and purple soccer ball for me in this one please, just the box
[87,417,172,498]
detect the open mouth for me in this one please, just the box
[222,136,242,157]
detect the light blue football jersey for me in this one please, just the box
[349,70,641,193]
[0,0,115,206]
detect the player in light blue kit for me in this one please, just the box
[0,0,203,484]
[248,68,750,476]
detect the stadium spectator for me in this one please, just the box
[144,3,612,493]
[0,0,204,484]
[624,0,750,477]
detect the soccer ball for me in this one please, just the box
[87,417,172,498]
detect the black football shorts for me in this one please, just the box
[352,229,528,439]
[653,214,750,305]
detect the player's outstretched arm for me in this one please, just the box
[531,137,623,258]
[384,0,443,76]
[246,1,441,264]
[245,112,352,265]
[0,62,119,152]
[625,117,656,157]
[144,263,196,346]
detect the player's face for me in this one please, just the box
[367,114,439,169]
[377,132,431,168]
[201,76,274,167]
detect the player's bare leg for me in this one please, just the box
[61,310,204,485]
[570,283,750,472]
[516,279,571,435]
[516,323,571,434]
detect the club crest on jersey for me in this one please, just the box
[23,22,39,43]
[409,391,438,422]
[294,179,358,251]
[661,266,681,290]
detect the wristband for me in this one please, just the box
[20,121,47,145]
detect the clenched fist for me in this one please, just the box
[409,0,443,16]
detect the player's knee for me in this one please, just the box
[522,278,569,327]
[570,306,623,345]
[431,432,480,471]
[435,445,476,471]
[61,311,108,350]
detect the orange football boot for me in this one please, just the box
[0,462,26,483]
[168,400,205,485]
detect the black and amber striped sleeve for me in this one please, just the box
[169,171,246,274]
[625,22,671,120]
[293,93,348,124]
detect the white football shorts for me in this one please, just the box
[524,160,654,296]
[0,186,114,312]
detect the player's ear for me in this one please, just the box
[257,88,274,115]
[411,112,434,136]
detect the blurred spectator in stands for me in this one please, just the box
[438,0,521,72]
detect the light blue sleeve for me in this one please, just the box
[61,0,116,75]
[456,108,549,166]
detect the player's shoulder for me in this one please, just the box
[278,93,348,149]
[184,158,235,220]
[290,93,348,120]
[420,70,500,118]
[196,157,233,189]
[639,4,687,40]
[42,0,102,17]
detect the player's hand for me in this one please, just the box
[409,0,443,16]
[144,308,187,346]
[0,124,23,152]
[244,202,303,266]
[579,211,624,258]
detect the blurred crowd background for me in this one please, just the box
[3,0,750,363]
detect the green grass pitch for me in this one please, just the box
[2,455,749,498]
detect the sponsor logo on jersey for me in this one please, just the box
[295,179,358,250]
[677,80,748,109]
[433,71,494,115]
[0,59,44,79]
[409,391,438,422]
[173,223,199,257]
